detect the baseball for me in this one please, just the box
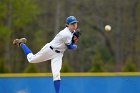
[105,25,111,31]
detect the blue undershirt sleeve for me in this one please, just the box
[20,43,32,55]
[66,43,77,49]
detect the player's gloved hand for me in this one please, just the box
[72,28,81,44]
[72,35,78,44]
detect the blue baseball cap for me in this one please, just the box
[66,16,78,24]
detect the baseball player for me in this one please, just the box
[13,16,80,93]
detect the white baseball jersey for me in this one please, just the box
[49,27,74,51]
[26,27,73,80]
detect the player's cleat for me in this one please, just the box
[13,38,27,46]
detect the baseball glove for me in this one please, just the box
[72,28,81,44]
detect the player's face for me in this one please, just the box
[68,23,78,31]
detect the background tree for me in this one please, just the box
[0,0,140,73]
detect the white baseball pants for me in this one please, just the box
[26,43,63,81]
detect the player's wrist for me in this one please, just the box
[66,43,77,49]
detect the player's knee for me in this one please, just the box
[28,58,40,63]
[28,60,36,63]
[27,53,38,63]
[27,58,36,63]
[53,73,61,81]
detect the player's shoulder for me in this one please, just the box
[59,27,71,36]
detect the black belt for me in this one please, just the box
[50,46,60,53]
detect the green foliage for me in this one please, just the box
[0,57,10,73]
[0,26,11,38]
[0,0,140,73]
[61,59,72,72]
[89,46,114,72]
[89,48,105,72]
[23,64,39,73]
[32,30,46,51]
[0,0,7,19]
[0,0,39,27]
[11,0,39,28]
[122,57,137,72]
[0,0,40,73]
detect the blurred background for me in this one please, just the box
[0,0,140,73]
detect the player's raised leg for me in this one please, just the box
[13,38,52,63]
